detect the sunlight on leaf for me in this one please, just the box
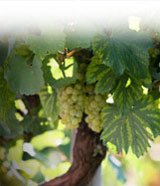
[8,140,24,163]
[31,131,67,151]
[18,160,40,178]
[40,162,70,181]
[15,99,28,115]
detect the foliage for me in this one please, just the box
[0,20,160,185]
[7,55,44,95]
[0,68,15,124]
[42,56,78,89]
[39,86,59,123]
[102,96,160,157]
[86,55,117,93]
[25,27,65,58]
[92,30,152,78]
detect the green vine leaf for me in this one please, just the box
[101,96,160,157]
[0,41,8,68]
[21,115,50,135]
[25,28,65,58]
[86,55,107,84]
[7,55,44,95]
[39,86,59,123]
[86,55,117,93]
[42,56,78,89]
[0,67,15,123]
[95,69,117,94]
[0,109,23,138]
[113,75,143,114]
[93,30,152,78]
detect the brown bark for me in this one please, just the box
[40,115,107,186]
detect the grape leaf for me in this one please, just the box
[86,55,117,93]
[0,67,15,123]
[86,55,107,84]
[113,75,143,114]
[39,86,59,122]
[42,56,78,89]
[15,44,34,62]
[93,30,151,78]
[21,115,51,135]
[7,55,44,95]
[101,96,160,157]
[95,69,117,94]
[113,29,152,50]
[0,41,8,67]
[0,109,23,139]
[32,170,45,183]
[150,66,160,81]
[93,34,125,75]
[25,28,65,58]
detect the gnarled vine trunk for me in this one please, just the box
[40,115,107,186]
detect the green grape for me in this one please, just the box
[95,94,103,102]
[78,95,84,102]
[76,72,84,81]
[72,89,79,95]
[57,93,62,100]
[71,94,78,102]
[92,119,100,126]
[85,85,94,93]
[70,109,77,116]
[84,92,106,133]
[62,102,69,109]
[76,110,82,117]
[85,116,89,123]
[66,86,73,94]
[75,83,82,90]
[90,100,98,108]
[79,63,87,71]
[67,98,74,105]
[72,118,79,125]
[99,101,106,107]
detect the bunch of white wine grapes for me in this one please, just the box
[58,63,87,129]
[58,62,106,132]
[84,86,106,133]
[58,83,85,129]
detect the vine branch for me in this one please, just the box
[39,115,107,186]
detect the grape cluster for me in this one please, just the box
[58,63,86,129]
[58,83,85,129]
[57,62,106,132]
[84,86,106,133]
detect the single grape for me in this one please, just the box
[66,86,73,94]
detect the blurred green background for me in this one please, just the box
[1,119,160,186]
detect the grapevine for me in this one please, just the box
[58,61,107,132]
[0,17,160,186]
